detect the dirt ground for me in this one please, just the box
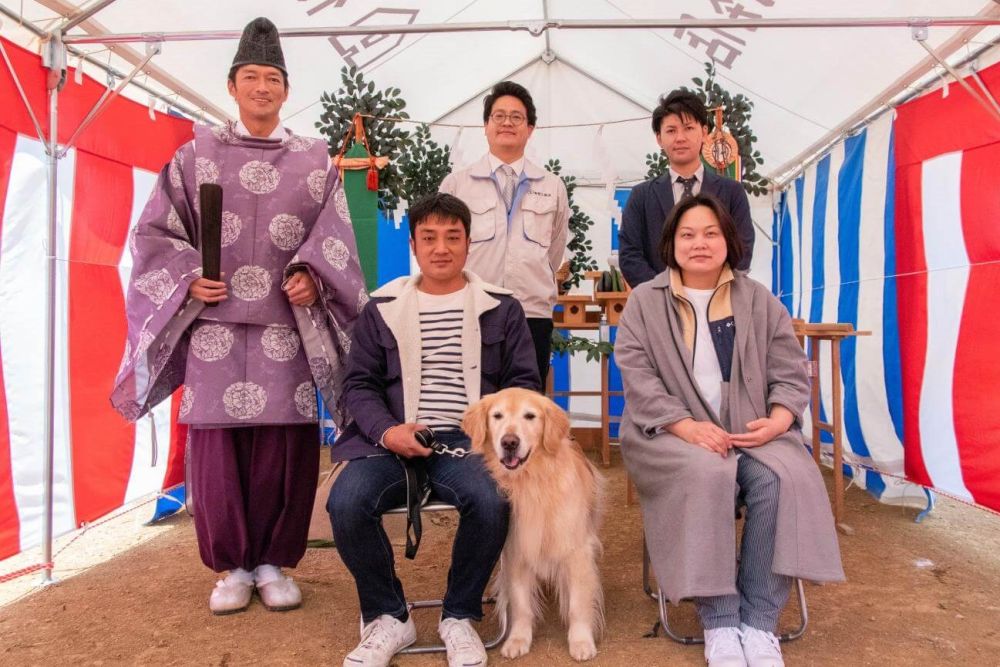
[1,455,999,667]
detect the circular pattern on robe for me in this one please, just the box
[307,169,327,204]
[168,156,183,188]
[285,135,316,152]
[333,186,352,226]
[261,326,301,362]
[211,124,236,144]
[195,157,220,185]
[221,211,242,247]
[223,382,267,420]
[230,265,272,301]
[127,224,139,256]
[309,357,334,386]
[178,385,194,418]
[119,402,142,423]
[166,206,187,239]
[322,237,349,271]
[294,382,318,419]
[357,288,370,313]
[239,160,281,195]
[169,238,189,252]
[268,214,306,251]
[190,323,235,362]
[337,327,353,354]
[135,269,175,306]
[151,345,172,374]
[135,330,155,359]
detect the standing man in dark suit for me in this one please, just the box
[619,90,754,287]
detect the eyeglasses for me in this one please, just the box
[489,111,527,126]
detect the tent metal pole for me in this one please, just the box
[40,32,65,586]
[60,16,1000,45]
[0,2,223,123]
[31,0,233,123]
[970,67,1000,118]
[917,38,1000,123]
[60,0,119,33]
[769,3,1000,187]
[58,43,158,155]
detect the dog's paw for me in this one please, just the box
[501,635,532,659]
[568,636,597,661]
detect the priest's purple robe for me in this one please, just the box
[111,121,366,429]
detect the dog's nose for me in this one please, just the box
[501,434,520,452]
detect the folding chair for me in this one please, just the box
[357,500,508,654]
[641,536,809,645]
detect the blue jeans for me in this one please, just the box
[328,431,510,624]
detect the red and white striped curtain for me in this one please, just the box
[0,37,194,560]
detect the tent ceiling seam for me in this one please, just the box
[59,16,1000,46]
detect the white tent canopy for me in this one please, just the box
[3,0,999,187]
[3,0,1000,577]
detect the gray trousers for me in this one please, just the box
[695,454,792,633]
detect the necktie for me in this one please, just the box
[677,175,697,200]
[499,165,516,213]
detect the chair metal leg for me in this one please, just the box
[656,580,808,645]
[642,539,658,601]
[394,596,509,654]
[644,538,809,645]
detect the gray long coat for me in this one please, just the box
[616,270,845,603]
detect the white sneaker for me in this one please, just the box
[253,565,302,611]
[208,568,255,615]
[703,626,747,667]
[343,614,416,667]
[739,624,783,667]
[438,617,488,667]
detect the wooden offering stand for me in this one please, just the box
[792,320,871,535]
[552,272,631,466]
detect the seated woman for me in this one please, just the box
[615,193,844,667]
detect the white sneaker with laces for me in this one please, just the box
[342,614,416,667]
[208,568,255,615]
[703,626,747,667]
[739,624,784,667]
[438,617,488,667]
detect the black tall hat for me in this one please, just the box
[231,17,286,75]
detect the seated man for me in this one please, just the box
[328,192,541,667]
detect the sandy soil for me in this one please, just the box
[1,458,999,667]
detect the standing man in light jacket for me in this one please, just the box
[440,81,570,385]
[619,90,754,287]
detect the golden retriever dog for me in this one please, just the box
[463,388,605,661]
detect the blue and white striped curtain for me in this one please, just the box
[772,114,928,509]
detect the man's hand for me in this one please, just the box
[189,277,227,304]
[668,418,732,458]
[284,271,318,306]
[731,405,795,449]
[382,423,433,459]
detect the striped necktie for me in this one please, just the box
[499,165,516,213]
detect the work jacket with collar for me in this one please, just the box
[440,155,570,319]
[331,271,541,461]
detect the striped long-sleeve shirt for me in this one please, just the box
[415,287,469,431]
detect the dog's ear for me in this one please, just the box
[462,396,491,454]
[541,396,571,453]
